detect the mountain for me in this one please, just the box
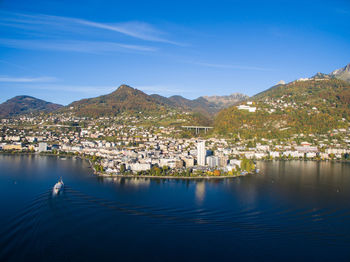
[0,95,62,118]
[307,63,350,82]
[64,85,215,126]
[62,84,249,120]
[169,95,218,115]
[65,85,168,117]
[151,93,248,116]
[330,63,350,82]
[201,93,249,108]
[312,72,331,80]
[150,94,177,108]
[215,77,350,138]
[0,84,248,121]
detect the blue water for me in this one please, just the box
[0,155,349,261]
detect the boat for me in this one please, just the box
[53,178,64,194]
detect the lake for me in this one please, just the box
[0,155,349,261]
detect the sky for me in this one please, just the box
[0,0,350,105]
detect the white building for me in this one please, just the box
[130,163,151,172]
[268,151,280,158]
[229,159,241,167]
[38,142,48,152]
[206,156,219,168]
[197,141,206,166]
[237,105,256,112]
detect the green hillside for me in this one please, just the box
[64,85,168,117]
[214,79,350,139]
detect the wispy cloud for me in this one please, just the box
[0,76,57,83]
[74,19,182,45]
[0,38,156,53]
[0,11,181,45]
[188,61,273,71]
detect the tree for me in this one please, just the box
[213,170,221,176]
[120,164,126,173]
[240,158,255,173]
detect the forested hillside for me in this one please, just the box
[215,79,350,138]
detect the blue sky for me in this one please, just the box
[0,0,350,105]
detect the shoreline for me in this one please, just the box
[1,150,349,162]
[93,170,250,180]
[1,151,349,180]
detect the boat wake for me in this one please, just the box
[1,185,350,262]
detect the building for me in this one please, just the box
[219,156,228,167]
[38,142,48,152]
[229,159,241,167]
[130,163,151,172]
[183,157,194,168]
[237,105,257,112]
[3,143,23,150]
[197,141,206,166]
[206,156,219,168]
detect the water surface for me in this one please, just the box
[0,155,349,261]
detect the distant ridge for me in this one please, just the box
[0,95,62,118]
[202,93,249,108]
[151,93,248,116]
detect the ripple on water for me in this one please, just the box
[1,176,350,261]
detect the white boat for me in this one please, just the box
[53,178,64,194]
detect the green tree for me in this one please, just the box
[120,164,126,173]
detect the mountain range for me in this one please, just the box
[0,85,247,119]
[1,62,349,137]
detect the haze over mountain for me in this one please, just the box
[151,95,218,115]
[0,96,62,118]
[150,93,248,115]
[202,93,249,108]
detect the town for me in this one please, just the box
[1,111,349,178]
